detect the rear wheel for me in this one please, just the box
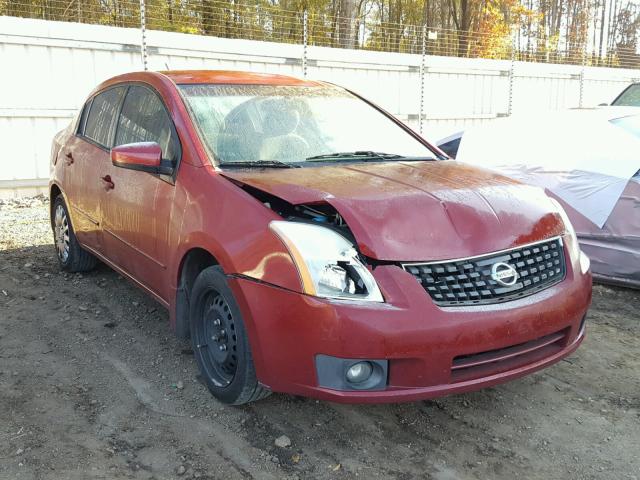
[190,266,270,405]
[52,196,97,272]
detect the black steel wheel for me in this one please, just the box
[197,291,238,387]
[190,266,270,405]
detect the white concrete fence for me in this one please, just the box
[1,15,638,196]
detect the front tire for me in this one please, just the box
[52,195,97,272]
[190,266,270,405]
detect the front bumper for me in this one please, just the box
[229,246,592,403]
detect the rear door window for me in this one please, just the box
[83,87,125,148]
[77,98,92,135]
[115,85,180,164]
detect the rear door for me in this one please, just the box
[100,84,181,301]
[63,86,125,251]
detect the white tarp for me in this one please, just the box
[453,108,640,227]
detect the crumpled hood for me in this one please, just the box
[222,161,565,261]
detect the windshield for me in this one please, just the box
[612,84,640,106]
[179,84,437,166]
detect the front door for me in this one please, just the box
[99,85,180,302]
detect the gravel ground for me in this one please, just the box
[0,196,639,480]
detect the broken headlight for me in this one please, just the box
[269,221,384,302]
[550,198,581,261]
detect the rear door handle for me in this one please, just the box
[64,152,74,165]
[101,175,114,190]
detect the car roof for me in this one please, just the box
[573,106,640,121]
[158,70,323,86]
[90,70,326,100]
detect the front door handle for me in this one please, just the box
[64,152,74,165]
[101,175,114,190]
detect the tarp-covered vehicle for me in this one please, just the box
[438,108,640,288]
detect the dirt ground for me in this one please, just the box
[0,196,638,480]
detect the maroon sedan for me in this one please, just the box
[49,70,592,404]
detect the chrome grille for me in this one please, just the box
[402,238,566,306]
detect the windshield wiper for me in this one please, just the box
[306,151,405,161]
[219,160,300,169]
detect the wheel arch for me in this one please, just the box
[49,183,63,228]
[174,247,221,339]
[49,182,77,231]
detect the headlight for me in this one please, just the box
[269,221,384,302]
[550,198,580,260]
[579,251,591,274]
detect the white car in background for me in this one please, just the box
[436,108,640,288]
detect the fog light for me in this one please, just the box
[345,361,373,384]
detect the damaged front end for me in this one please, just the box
[237,183,384,302]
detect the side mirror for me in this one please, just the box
[111,142,174,175]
